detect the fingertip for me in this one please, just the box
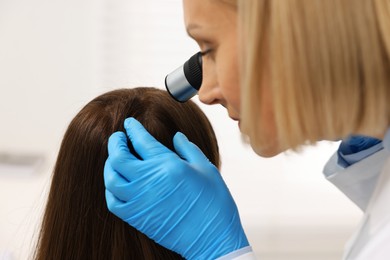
[108,131,127,152]
[103,159,115,188]
[173,132,188,143]
[124,117,136,129]
[124,118,147,140]
[105,189,114,202]
[109,131,126,141]
[105,189,122,212]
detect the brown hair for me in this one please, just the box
[34,87,220,260]
[239,0,390,151]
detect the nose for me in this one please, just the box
[198,62,223,106]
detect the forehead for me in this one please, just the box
[182,0,234,29]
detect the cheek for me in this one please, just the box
[261,73,276,134]
[261,96,276,138]
[258,86,281,156]
[218,56,241,112]
[250,105,281,157]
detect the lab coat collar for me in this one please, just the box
[323,128,390,211]
[323,149,389,211]
[383,128,390,152]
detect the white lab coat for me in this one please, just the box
[344,157,390,259]
[324,148,390,259]
[220,130,390,260]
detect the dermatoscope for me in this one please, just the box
[165,52,203,102]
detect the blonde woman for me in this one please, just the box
[104,0,390,259]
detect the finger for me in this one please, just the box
[105,189,129,220]
[107,131,138,160]
[106,132,148,182]
[173,132,212,165]
[124,117,173,159]
[104,160,138,201]
[105,188,150,225]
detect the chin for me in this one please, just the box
[250,142,282,158]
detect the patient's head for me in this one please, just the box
[34,87,220,260]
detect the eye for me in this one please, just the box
[201,48,215,60]
[201,49,212,56]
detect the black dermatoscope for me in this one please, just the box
[165,52,203,102]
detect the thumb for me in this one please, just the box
[173,132,211,165]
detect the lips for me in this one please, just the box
[228,113,239,121]
[227,108,240,122]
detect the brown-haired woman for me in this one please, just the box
[34,87,220,260]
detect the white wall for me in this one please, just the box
[0,0,362,259]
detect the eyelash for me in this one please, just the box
[201,49,213,58]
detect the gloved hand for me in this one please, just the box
[104,117,249,259]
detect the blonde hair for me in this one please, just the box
[239,0,390,152]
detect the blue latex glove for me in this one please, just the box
[104,118,249,259]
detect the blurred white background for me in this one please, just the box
[0,0,362,259]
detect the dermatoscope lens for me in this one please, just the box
[165,52,203,102]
